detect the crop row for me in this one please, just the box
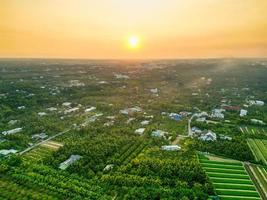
[0,178,59,200]
[216,189,259,197]
[122,142,147,165]
[199,159,260,199]
[247,139,267,165]
[245,164,267,200]
[203,167,247,175]
[202,163,244,170]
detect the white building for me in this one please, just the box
[0,149,17,156]
[85,107,96,113]
[120,106,142,115]
[62,102,71,107]
[199,131,217,141]
[32,132,48,140]
[211,109,225,119]
[17,106,25,110]
[2,128,22,136]
[151,130,168,138]
[248,100,264,106]
[114,73,129,79]
[38,112,47,117]
[240,109,248,117]
[47,107,57,112]
[251,119,265,125]
[59,155,81,170]
[161,145,181,151]
[135,128,145,135]
[141,120,150,125]
[103,164,114,171]
[64,107,79,114]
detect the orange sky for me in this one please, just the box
[1,0,267,59]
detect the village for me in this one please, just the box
[0,58,267,199]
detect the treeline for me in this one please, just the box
[190,137,255,162]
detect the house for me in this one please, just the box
[179,111,192,117]
[240,109,248,117]
[135,128,145,135]
[59,155,81,170]
[141,120,150,125]
[2,128,22,136]
[62,102,71,107]
[114,73,129,79]
[211,109,225,119]
[64,107,79,114]
[69,80,85,87]
[47,107,57,112]
[85,107,96,113]
[150,88,159,96]
[17,106,25,110]
[103,164,114,171]
[38,112,47,117]
[98,81,108,84]
[161,145,181,151]
[248,100,264,106]
[120,106,142,115]
[199,130,217,141]
[151,130,168,138]
[251,119,265,125]
[0,149,17,156]
[169,113,182,121]
[31,132,48,140]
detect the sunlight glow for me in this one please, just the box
[128,36,140,49]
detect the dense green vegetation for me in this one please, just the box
[1,58,267,199]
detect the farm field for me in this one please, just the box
[240,126,267,136]
[22,141,63,164]
[247,139,267,165]
[245,164,267,200]
[199,155,261,200]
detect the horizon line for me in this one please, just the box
[0,56,267,61]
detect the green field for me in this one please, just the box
[199,156,260,200]
[247,139,267,165]
[245,164,267,200]
[240,126,267,136]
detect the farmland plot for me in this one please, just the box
[245,164,267,200]
[199,156,260,200]
[247,139,267,165]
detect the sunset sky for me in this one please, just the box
[1,0,267,59]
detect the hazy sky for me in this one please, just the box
[1,0,267,59]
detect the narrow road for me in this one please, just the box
[19,129,70,155]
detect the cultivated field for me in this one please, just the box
[247,139,267,165]
[22,141,63,163]
[245,164,267,200]
[240,126,267,136]
[199,155,260,200]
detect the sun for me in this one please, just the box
[128,36,140,49]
